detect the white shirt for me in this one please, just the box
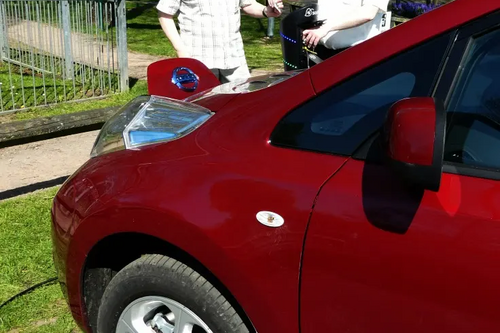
[157,0,253,69]
[318,0,390,49]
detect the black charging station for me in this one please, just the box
[280,1,343,71]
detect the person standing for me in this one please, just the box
[157,0,283,83]
[302,0,390,53]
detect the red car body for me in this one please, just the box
[51,1,500,332]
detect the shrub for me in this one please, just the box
[391,0,441,18]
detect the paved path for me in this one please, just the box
[0,130,98,198]
[5,20,276,80]
[5,20,165,80]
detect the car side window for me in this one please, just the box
[270,33,452,156]
[444,28,500,171]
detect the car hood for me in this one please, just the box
[184,69,305,111]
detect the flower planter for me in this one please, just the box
[391,15,411,27]
[391,0,441,20]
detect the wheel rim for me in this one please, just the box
[116,296,214,333]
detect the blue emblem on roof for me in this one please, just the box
[171,67,199,92]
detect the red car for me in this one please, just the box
[51,1,500,332]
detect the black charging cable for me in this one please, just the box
[0,277,58,310]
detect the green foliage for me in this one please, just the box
[125,3,284,71]
[0,187,81,332]
[9,79,148,122]
[0,59,120,113]
[0,2,283,122]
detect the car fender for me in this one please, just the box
[54,66,333,333]
[66,205,260,331]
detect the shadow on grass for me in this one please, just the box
[124,3,284,69]
[129,77,140,90]
[127,2,157,21]
[127,23,162,30]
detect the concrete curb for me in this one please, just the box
[0,176,69,201]
[0,106,120,149]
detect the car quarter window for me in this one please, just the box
[270,32,453,156]
[444,28,500,171]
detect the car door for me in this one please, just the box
[300,12,500,333]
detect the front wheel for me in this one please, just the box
[97,254,250,333]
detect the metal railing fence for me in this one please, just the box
[0,0,128,114]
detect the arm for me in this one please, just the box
[322,5,379,31]
[241,0,283,18]
[158,12,189,58]
[303,4,380,48]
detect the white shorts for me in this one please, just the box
[211,64,250,83]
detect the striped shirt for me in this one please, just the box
[157,0,253,69]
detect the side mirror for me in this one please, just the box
[382,97,446,192]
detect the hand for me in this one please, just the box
[265,0,283,17]
[302,26,329,49]
[176,49,190,58]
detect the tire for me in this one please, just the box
[97,254,250,333]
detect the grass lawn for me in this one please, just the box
[0,61,121,111]
[0,79,147,124]
[0,187,80,333]
[0,6,282,122]
[0,1,283,121]
[125,1,284,72]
